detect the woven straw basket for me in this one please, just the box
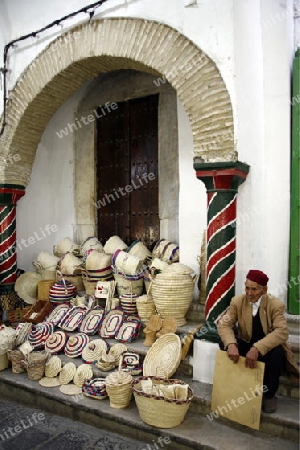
[7,349,25,374]
[132,376,193,428]
[151,272,195,326]
[113,273,144,297]
[0,352,9,371]
[136,294,156,323]
[105,358,133,409]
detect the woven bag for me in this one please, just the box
[151,272,195,326]
[7,349,25,374]
[105,358,133,409]
[136,293,156,323]
[132,376,193,428]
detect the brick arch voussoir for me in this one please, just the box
[0,17,234,186]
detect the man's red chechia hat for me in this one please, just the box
[246,270,269,286]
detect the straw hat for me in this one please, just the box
[14,272,43,305]
[33,251,59,274]
[85,250,112,270]
[81,339,107,364]
[16,323,32,346]
[45,355,62,378]
[39,377,61,388]
[44,330,68,354]
[73,364,93,387]
[80,237,104,256]
[60,253,83,275]
[59,362,77,385]
[103,235,127,254]
[27,322,54,349]
[54,237,79,255]
[108,343,127,361]
[64,333,89,358]
[59,383,82,395]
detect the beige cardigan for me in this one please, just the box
[217,293,299,375]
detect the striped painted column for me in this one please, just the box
[193,162,249,342]
[0,185,25,288]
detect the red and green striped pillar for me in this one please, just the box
[0,185,25,292]
[193,161,249,342]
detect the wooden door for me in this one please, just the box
[96,94,159,249]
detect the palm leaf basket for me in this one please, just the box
[132,376,193,428]
[151,272,196,326]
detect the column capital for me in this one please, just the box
[193,160,250,192]
[0,184,25,204]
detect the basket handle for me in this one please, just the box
[56,270,68,294]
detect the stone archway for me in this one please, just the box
[0,17,234,186]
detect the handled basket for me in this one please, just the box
[132,376,193,428]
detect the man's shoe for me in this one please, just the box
[262,396,277,413]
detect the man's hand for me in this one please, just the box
[245,346,259,368]
[227,343,239,363]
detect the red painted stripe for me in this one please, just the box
[207,239,236,277]
[205,265,235,315]
[0,252,16,271]
[196,168,248,179]
[0,231,16,254]
[0,207,15,231]
[207,198,236,241]
[1,273,17,283]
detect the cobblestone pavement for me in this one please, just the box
[0,399,157,450]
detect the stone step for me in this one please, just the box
[0,369,298,450]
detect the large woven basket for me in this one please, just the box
[151,272,195,326]
[132,376,193,428]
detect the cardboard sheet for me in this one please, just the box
[210,350,265,430]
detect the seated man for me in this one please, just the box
[217,270,299,413]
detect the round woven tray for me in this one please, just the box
[143,333,181,378]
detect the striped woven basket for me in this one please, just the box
[151,272,196,326]
[132,376,193,429]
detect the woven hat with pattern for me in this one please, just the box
[64,333,89,358]
[27,322,54,349]
[44,331,68,354]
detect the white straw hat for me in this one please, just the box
[45,355,62,378]
[58,362,77,385]
[73,364,93,387]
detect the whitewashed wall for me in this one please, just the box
[0,0,296,303]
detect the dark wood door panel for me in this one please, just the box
[97,94,159,248]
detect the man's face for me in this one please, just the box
[245,279,266,303]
